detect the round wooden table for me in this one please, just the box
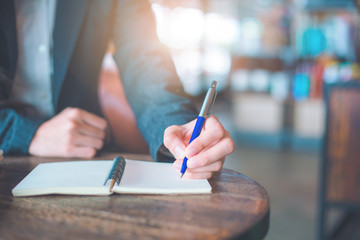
[0,154,270,240]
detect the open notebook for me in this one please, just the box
[12,157,212,197]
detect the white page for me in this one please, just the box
[115,160,212,194]
[12,161,113,197]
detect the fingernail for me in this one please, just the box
[187,159,198,168]
[175,146,185,158]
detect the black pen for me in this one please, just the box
[180,81,217,178]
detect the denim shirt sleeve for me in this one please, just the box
[112,0,198,161]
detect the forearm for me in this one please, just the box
[112,0,197,160]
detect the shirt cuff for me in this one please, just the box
[4,117,42,155]
[156,143,175,163]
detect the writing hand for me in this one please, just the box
[29,107,108,158]
[164,115,235,179]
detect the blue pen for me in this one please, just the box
[180,81,217,178]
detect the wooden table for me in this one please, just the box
[0,153,269,240]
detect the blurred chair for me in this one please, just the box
[98,54,149,154]
[318,81,360,240]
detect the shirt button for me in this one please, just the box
[38,44,47,53]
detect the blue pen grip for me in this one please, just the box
[180,116,206,174]
[189,116,206,143]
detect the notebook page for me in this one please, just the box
[114,159,212,194]
[12,161,113,197]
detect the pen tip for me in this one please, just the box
[180,173,184,179]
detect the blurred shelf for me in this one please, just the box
[231,92,324,151]
[305,0,356,11]
[233,131,285,149]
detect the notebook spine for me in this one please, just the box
[104,156,126,186]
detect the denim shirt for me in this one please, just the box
[10,0,57,118]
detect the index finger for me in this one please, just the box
[163,125,187,160]
[67,108,107,130]
[185,116,225,158]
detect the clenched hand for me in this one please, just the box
[29,107,108,158]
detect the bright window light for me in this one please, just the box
[242,17,262,40]
[203,48,231,75]
[205,13,239,46]
[152,6,205,49]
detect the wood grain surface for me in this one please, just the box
[326,89,360,203]
[0,153,269,240]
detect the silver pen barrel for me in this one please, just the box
[199,81,217,117]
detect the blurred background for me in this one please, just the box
[105,0,360,239]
